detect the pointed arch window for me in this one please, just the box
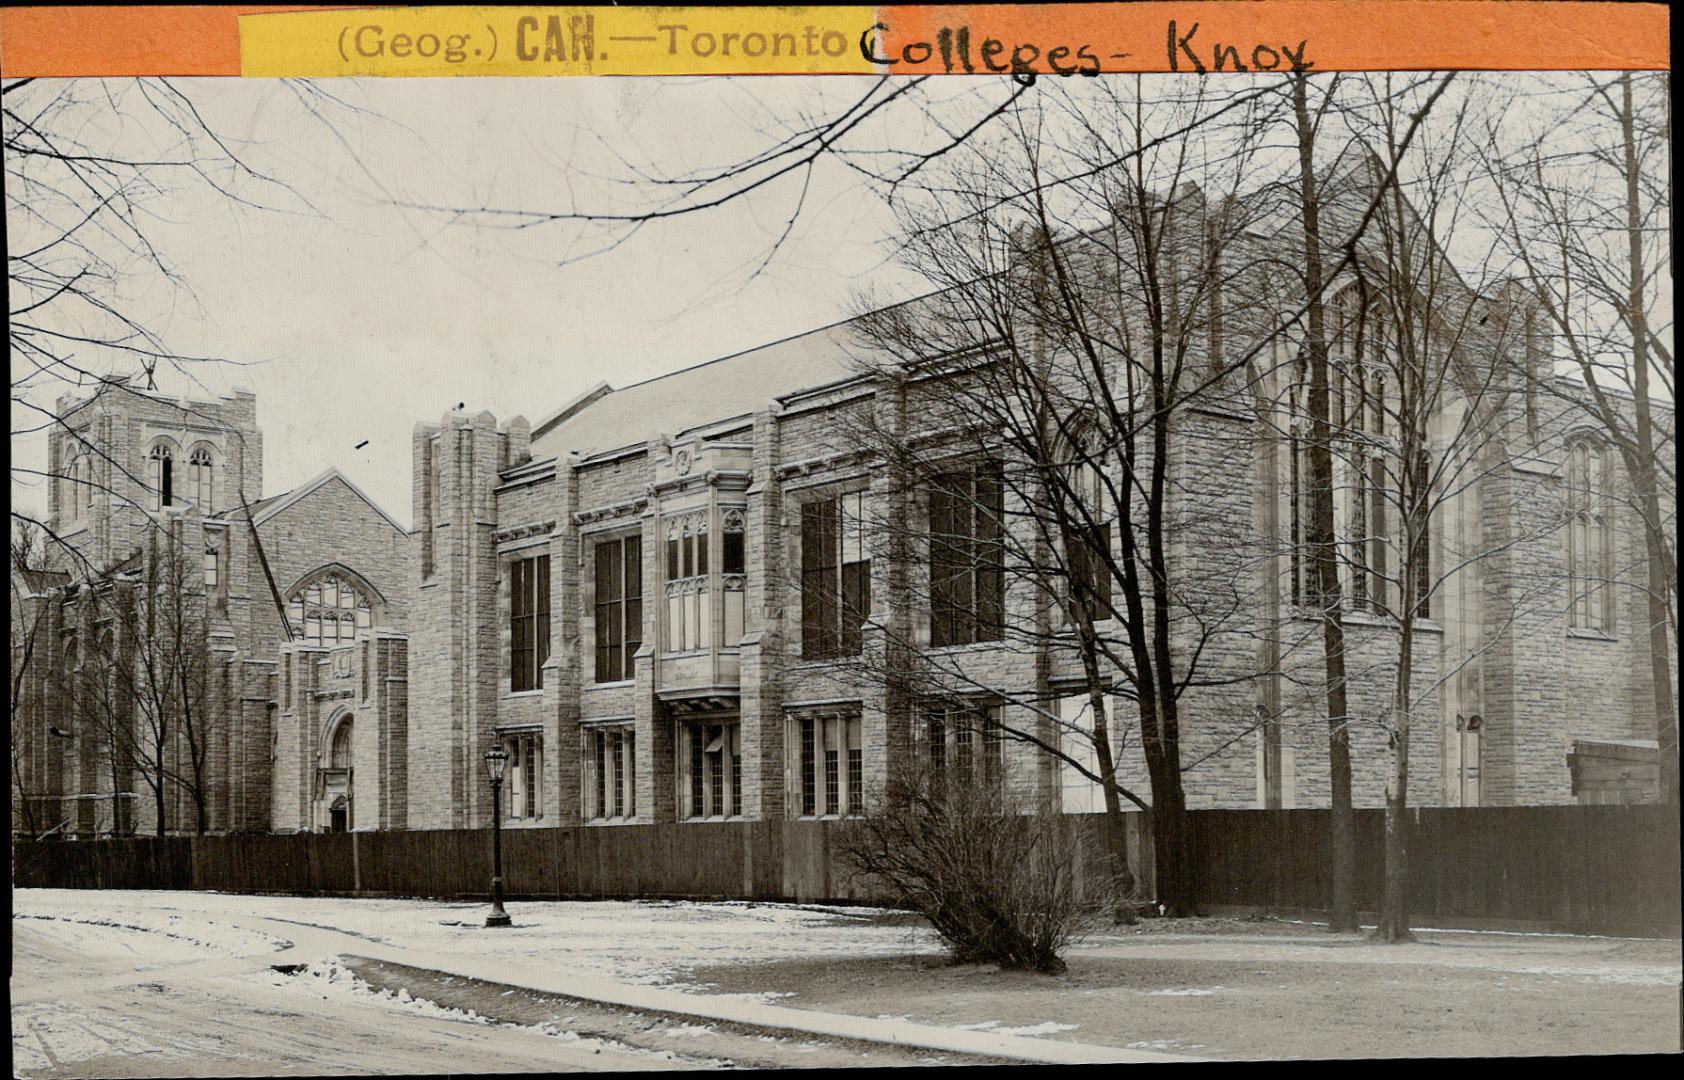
[189,447,214,513]
[148,443,175,511]
[329,717,354,770]
[1058,419,1114,626]
[65,454,94,525]
[1566,438,1613,631]
[287,572,373,645]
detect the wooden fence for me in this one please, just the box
[1188,805,1680,935]
[13,806,1678,936]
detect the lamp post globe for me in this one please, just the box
[483,747,512,928]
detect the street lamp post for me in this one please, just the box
[483,747,512,928]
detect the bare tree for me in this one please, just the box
[396,76,1041,276]
[815,77,1304,917]
[1479,72,1677,803]
[1321,75,1573,941]
[10,521,63,838]
[70,523,217,836]
[1289,71,1360,934]
[8,76,370,640]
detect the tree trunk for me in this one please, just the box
[1293,73,1358,932]
[1150,777,1194,916]
[1617,73,1679,803]
[1375,617,1416,942]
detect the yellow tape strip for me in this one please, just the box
[239,6,878,77]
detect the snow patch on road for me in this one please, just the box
[1143,987,1221,996]
[994,1021,1081,1037]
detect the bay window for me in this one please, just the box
[662,507,748,653]
[665,512,711,652]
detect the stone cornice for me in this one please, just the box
[573,497,649,526]
[493,519,557,545]
[775,447,874,482]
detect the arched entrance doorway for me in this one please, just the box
[317,712,354,832]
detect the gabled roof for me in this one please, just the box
[242,468,408,535]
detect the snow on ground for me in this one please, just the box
[11,1000,169,1075]
[260,957,725,1068]
[1076,928,1683,987]
[13,890,941,988]
[957,1019,1080,1037]
[13,906,288,961]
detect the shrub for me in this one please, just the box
[834,765,1098,974]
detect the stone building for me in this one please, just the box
[393,318,1669,834]
[13,380,411,837]
[14,221,1673,840]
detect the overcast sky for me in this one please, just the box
[9,74,1669,530]
[9,77,930,528]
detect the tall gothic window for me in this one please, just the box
[593,534,642,683]
[801,492,870,659]
[1059,422,1113,625]
[421,436,441,578]
[1338,354,1389,613]
[929,464,1005,647]
[509,554,551,691]
[1566,438,1613,631]
[188,447,214,512]
[286,573,373,646]
[1285,299,1395,616]
[148,442,175,511]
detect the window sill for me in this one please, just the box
[922,639,1008,656]
[794,813,862,822]
[505,689,545,699]
[587,680,635,690]
[500,817,546,827]
[585,817,639,826]
[1567,626,1618,642]
[680,816,744,824]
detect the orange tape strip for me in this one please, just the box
[0,2,1669,78]
[877,2,1670,74]
[0,6,331,77]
